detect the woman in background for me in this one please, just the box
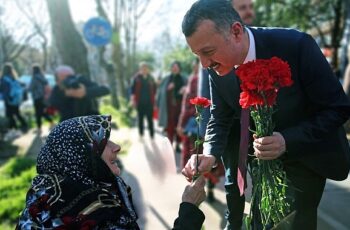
[157,61,186,152]
[0,63,27,132]
[29,64,53,133]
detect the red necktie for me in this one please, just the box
[237,108,250,196]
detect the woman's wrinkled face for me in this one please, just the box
[101,141,121,176]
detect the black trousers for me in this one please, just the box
[34,97,52,129]
[137,105,154,138]
[225,183,245,229]
[284,160,326,230]
[5,103,27,129]
[222,146,246,229]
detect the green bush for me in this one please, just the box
[0,157,36,224]
[100,97,135,128]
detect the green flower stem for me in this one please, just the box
[193,105,203,182]
[246,104,289,230]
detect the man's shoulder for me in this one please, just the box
[250,26,305,41]
[250,26,314,51]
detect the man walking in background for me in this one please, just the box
[131,62,157,139]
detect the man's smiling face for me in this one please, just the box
[186,19,247,76]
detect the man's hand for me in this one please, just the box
[182,154,216,182]
[253,132,286,160]
[182,175,206,206]
[65,84,86,98]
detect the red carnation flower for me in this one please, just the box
[189,96,211,108]
[236,57,292,108]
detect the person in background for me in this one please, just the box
[182,0,350,229]
[49,65,110,122]
[16,115,206,229]
[232,0,255,26]
[197,0,256,205]
[157,61,186,152]
[131,62,157,139]
[342,44,350,132]
[28,64,54,133]
[0,63,28,132]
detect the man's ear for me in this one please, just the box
[230,22,244,40]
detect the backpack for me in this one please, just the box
[2,76,23,106]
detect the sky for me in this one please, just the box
[69,0,197,48]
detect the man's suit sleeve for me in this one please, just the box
[172,202,205,230]
[203,72,237,160]
[280,33,350,154]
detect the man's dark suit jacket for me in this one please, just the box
[204,27,350,183]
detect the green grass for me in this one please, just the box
[0,157,36,226]
[0,157,36,177]
[0,221,15,230]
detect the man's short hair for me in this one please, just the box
[182,0,242,37]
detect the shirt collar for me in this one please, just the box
[235,27,256,69]
[243,27,256,63]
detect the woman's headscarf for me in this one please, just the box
[37,115,112,185]
[17,115,139,230]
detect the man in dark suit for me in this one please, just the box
[181,0,350,229]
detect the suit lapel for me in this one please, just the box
[209,68,241,111]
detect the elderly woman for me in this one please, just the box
[16,115,205,230]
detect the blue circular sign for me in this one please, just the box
[83,17,112,46]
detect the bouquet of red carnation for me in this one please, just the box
[189,96,211,181]
[235,57,293,229]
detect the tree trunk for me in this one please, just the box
[114,0,127,98]
[330,0,344,72]
[46,0,90,77]
[339,0,350,78]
